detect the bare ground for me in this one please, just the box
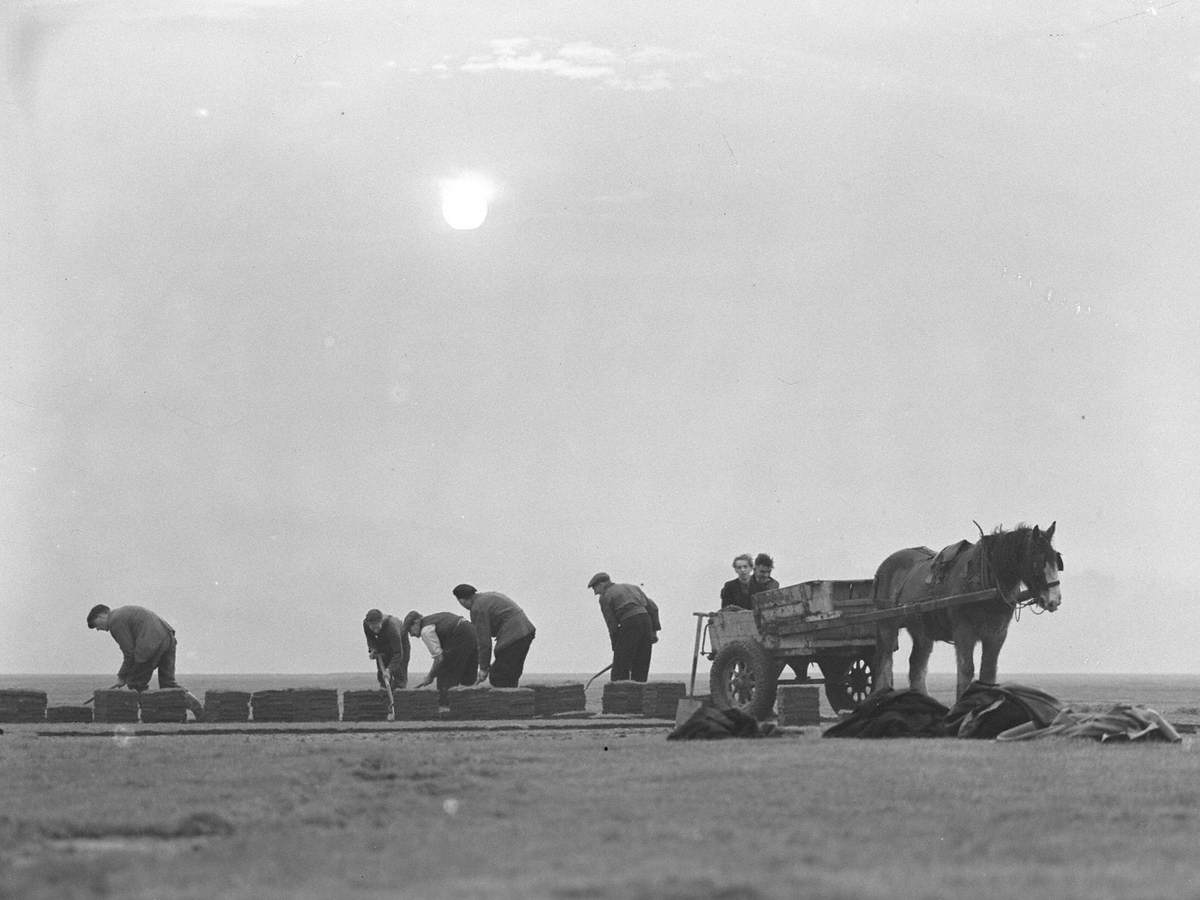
[1,721,1198,900]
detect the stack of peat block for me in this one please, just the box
[447,685,535,720]
[250,688,339,722]
[529,682,587,717]
[0,689,48,723]
[203,691,251,723]
[776,685,821,726]
[342,690,392,722]
[138,689,188,723]
[390,690,441,721]
[92,689,139,723]
[641,682,687,719]
[601,681,645,715]
[45,705,94,723]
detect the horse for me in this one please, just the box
[872,522,1062,700]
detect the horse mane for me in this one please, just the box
[977,523,1047,591]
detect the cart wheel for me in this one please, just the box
[709,639,779,720]
[819,655,875,711]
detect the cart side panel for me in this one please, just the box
[756,579,879,641]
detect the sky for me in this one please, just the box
[2,0,1199,679]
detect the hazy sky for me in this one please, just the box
[3,0,1198,678]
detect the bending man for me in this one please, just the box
[452,584,536,687]
[363,608,410,690]
[587,573,661,682]
[403,609,479,704]
[86,604,204,719]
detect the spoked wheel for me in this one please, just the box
[709,639,779,721]
[819,654,876,712]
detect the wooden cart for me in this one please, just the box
[691,580,1030,718]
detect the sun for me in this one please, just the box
[440,174,494,230]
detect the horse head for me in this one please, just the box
[1025,522,1062,612]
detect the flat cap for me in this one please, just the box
[587,572,611,589]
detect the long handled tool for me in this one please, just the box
[585,664,612,690]
[376,657,395,719]
[82,683,123,706]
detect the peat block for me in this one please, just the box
[446,686,535,720]
[602,681,645,715]
[203,691,251,723]
[529,682,587,716]
[391,690,441,721]
[92,690,139,723]
[45,705,94,724]
[251,688,339,722]
[641,682,687,719]
[139,689,188,723]
[0,689,48,723]
[342,690,392,722]
[777,685,821,726]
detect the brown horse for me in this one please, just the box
[872,523,1062,699]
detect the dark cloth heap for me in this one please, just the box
[667,703,783,740]
[777,685,821,727]
[446,685,535,719]
[138,689,188,723]
[601,681,645,714]
[92,689,140,723]
[203,691,251,723]
[251,689,339,722]
[0,689,48,723]
[641,682,687,719]
[944,682,1065,739]
[822,689,950,738]
[391,690,441,721]
[45,705,94,723]
[528,683,587,716]
[342,690,392,722]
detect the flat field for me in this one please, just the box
[1,724,1198,899]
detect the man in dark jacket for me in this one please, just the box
[587,573,661,682]
[452,584,536,687]
[403,609,478,704]
[86,603,204,718]
[720,553,755,610]
[748,553,780,600]
[363,608,410,690]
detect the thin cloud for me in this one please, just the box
[431,36,708,92]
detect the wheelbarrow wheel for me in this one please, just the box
[709,639,779,721]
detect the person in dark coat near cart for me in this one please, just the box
[402,609,478,704]
[86,603,204,719]
[748,553,780,600]
[588,573,661,682]
[363,608,410,690]
[719,553,755,610]
[452,584,536,687]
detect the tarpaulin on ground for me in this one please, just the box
[995,704,1182,743]
[822,689,949,738]
[944,682,1065,739]
[667,703,784,740]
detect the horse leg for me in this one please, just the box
[907,625,933,695]
[873,623,897,693]
[978,625,1009,686]
[951,624,977,700]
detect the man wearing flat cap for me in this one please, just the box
[86,603,205,719]
[588,573,661,682]
[452,584,536,687]
[363,608,410,691]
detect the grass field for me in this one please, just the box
[2,710,1198,899]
